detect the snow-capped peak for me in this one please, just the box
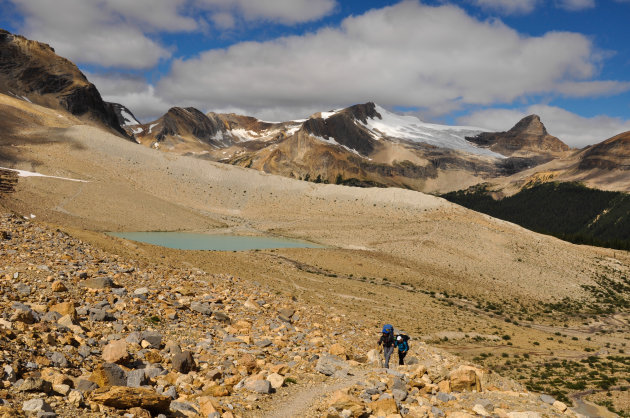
[364,105,502,158]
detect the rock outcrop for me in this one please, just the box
[0,29,126,136]
[466,115,569,157]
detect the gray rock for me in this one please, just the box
[431,406,445,417]
[162,386,177,399]
[18,377,52,393]
[164,342,182,355]
[315,355,349,377]
[477,398,494,412]
[436,392,455,403]
[172,351,195,373]
[125,332,142,344]
[392,388,407,402]
[14,282,31,296]
[134,287,149,295]
[111,287,127,296]
[540,394,556,405]
[22,398,54,414]
[78,345,92,358]
[88,308,113,321]
[10,307,37,324]
[213,311,231,323]
[126,369,147,388]
[41,311,62,322]
[245,379,272,394]
[3,365,16,382]
[50,352,68,368]
[83,277,116,289]
[144,366,166,379]
[76,379,98,392]
[255,339,273,348]
[141,331,163,348]
[190,302,212,315]
[385,368,405,379]
[169,401,198,416]
[36,412,57,418]
[98,363,127,387]
[392,377,406,391]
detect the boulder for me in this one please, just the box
[83,277,116,289]
[22,398,53,414]
[198,396,221,416]
[18,377,52,393]
[244,379,272,394]
[51,281,67,292]
[266,373,285,390]
[102,339,130,364]
[329,390,364,417]
[172,351,196,373]
[89,386,170,413]
[366,349,382,367]
[90,363,127,387]
[329,343,347,358]
[449,365,481,392]
[368,398,398,416]
[316,354,349,377]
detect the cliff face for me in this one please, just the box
[466,115,569,157]
[0,29,126,136]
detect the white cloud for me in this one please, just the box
[458,105,630,148]
[196,0,337,25]
[156,1,618,121]
[8,0,195,69]
[471,0,539,15]
[86,73,173,122]
[555,0,595,11]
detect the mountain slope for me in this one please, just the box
[578,130,630,171]
[0,29,126,136]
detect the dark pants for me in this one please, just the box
[398,350,407,365]
[383,346,394,368]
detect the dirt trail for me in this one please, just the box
[263,369,368,418]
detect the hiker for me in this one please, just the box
[396,334,409,365]
[377,324,395,368]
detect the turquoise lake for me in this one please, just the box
[108,232,323,251]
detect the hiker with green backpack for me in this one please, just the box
[377,324,396,369]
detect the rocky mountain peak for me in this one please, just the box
[466,115,568,157]
[509,114,547,137]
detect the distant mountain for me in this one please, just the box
[466,115,569,157]
[0,29,127,136]
[132,102,555,192]
[578,131,630,171]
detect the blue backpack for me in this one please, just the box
[382,324,394,334]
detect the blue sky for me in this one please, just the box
[1,0,630,147]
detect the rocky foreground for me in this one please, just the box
[0,212,588,417]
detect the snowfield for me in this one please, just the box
[364,105,502,158]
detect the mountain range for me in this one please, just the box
[1,27,629,195]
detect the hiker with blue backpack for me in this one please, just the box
[377,324,396,368]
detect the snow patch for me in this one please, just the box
[131,127,143,135]
[21,96,32,103]
[148,123,158,133]
[0,167,88,182]
[120,108,140,126]
[311,135,363,157]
